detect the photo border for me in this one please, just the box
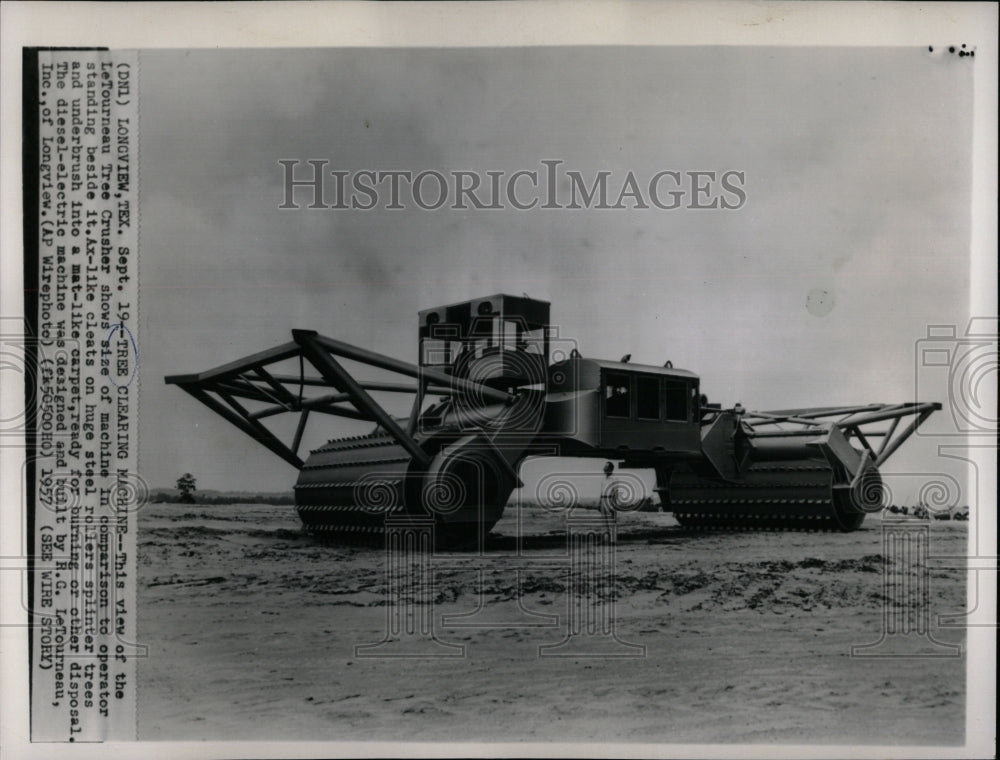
[1,2,996,759]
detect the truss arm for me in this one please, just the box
[166,329,512,470]
[744,402,941,469]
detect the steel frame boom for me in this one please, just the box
[165,330,515,470]
[167,337,942,478]
[743,402,941,468]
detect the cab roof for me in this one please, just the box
[557,356,699,380]
[418,294,551,338]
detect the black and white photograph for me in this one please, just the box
[1,2,996,758]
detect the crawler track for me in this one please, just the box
[295,434,411,540]
[293,431,511,547]
[665,462,873,532]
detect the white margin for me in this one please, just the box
[1,2,996,759]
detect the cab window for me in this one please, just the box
[664,381,688,421]
[605,372,631,418]
[636,376,661,420]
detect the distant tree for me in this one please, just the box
[176,473,197,504]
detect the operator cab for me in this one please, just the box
[546,356,702,457]
[418,294,551,390]
[600,363,701,453]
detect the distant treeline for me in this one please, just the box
[884,504,969,521]
[150,489,295,505]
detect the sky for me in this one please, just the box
[136,46,974,502]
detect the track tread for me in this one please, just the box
[668,462,867,532]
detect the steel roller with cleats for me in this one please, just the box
[167,294,939,546]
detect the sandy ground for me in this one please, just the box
[138,502,967,745]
